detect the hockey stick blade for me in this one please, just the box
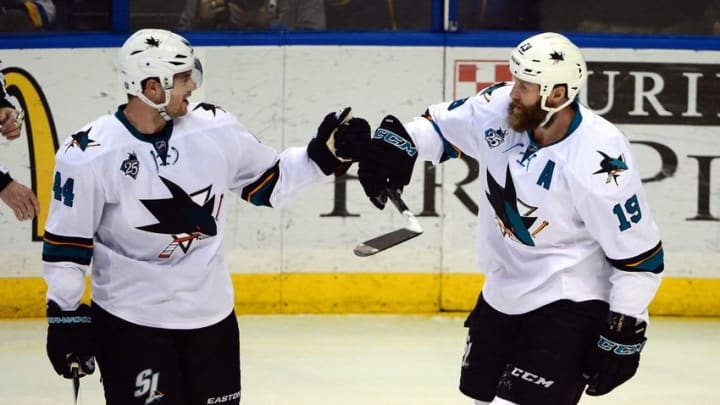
[354,190,423,257]
[353,228,422,257]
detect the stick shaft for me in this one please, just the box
[386,188,410,213]
[71,363,79,405]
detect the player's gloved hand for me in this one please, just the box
[46,300,96,379]
[333,117,371,174]
[357,115,417,209]
[583,311,646,396]
[307,107,370,176]
[307,107,352,175]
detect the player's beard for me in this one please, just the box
[508,99,549,132]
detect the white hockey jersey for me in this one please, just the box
[405,83,663,321]
[43,103,325,329]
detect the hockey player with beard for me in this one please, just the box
[42,28,369,404]
[357,32,663,404]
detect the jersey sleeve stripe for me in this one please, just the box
[241,162,279,207]
[423,112,462,163]
[607,241,664,274]
[42,232,93,265]
[43,231,94,248]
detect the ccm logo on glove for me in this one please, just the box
[373,127,417,157]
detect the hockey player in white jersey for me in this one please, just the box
[42,28,369,404]
[357,32,663,405]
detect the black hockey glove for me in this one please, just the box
[46,300,96,379]
[357,115,417,209]
[334,117,371,162]
[307,107,370,176]
[583,311,646,396]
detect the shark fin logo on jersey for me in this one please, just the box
[120,152,140,179]
[137,176,218,258]
[193,102,225,116]
[64,127,100,153]
[593,151,627,185]
[484,127,507,148]
[486,166,550,246]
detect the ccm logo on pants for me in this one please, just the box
[510,367,555,388]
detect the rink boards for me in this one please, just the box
[0,42,718,318]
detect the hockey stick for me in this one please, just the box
[354,189,423,257]
[70,362,80,405]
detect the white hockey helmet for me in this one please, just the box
[118,28,203,112]
[509,32,587,125]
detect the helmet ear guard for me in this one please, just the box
[509,32,587,126]
[118,28,202,113]
[191,57,204,89]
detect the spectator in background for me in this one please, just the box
[0,66,39,221]
[542,0,715,35]
[325,0,430,30]
[706,0,720,34]
[177,0,325,31]
[278,0,324,29]
[457,0,540,31]
[53,0,112,32]
[0,0,55,31]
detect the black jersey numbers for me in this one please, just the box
[612,194,642,231]
[52,171,75,207]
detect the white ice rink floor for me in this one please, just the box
[1,314,718,405]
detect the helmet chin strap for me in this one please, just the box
[538,95,573,128]
[137,88,173,122]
